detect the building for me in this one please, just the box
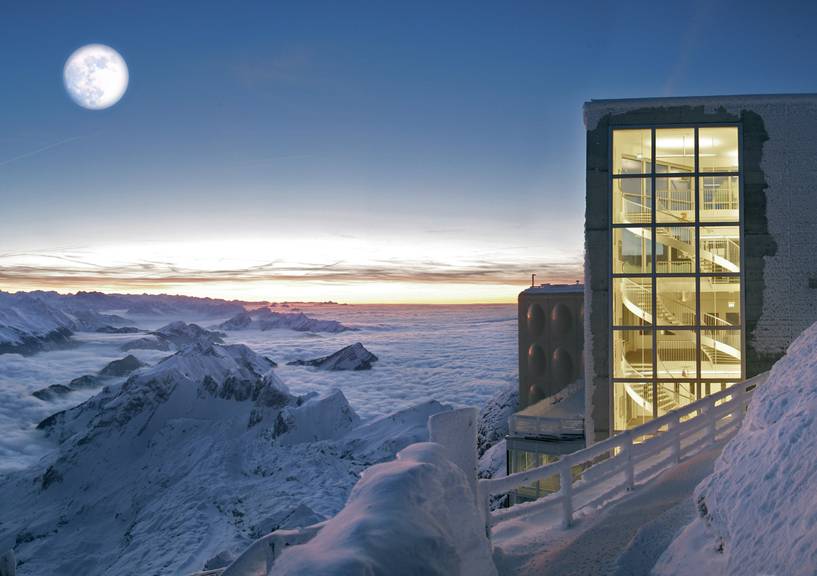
[583,93,817,443]
[507,283,585,500]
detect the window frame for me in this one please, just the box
[608,123,745,430]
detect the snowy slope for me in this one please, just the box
[478,382,517,457]
[0,341,451,576]
[656,323,817,576]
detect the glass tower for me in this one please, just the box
[610,126,743,432]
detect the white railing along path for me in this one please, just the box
[478,372,767,533]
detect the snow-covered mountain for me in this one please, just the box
[0,341,451,575]
[217,308,353,333]
[287,342,378,371]
[0,291,249,356]
[32,355,147,401]
[120,321,227,352]
[0,292,76,355]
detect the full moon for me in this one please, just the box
[63,44,129,110]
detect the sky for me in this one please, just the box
[2,0,817,303]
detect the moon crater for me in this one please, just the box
[64,44,128,110]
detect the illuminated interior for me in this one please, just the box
[611,126,742,432]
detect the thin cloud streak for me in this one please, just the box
[0,258,582,288]
[0,136,83,168]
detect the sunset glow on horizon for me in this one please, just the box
[0,236,582,304]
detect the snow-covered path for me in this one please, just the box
[496,442,725,576]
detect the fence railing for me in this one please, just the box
[478,372,767,533]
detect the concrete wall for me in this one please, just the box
[583,94,817,442]
[518,288,584,410]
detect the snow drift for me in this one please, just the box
[256,442,497,576]
[656,320,817,576]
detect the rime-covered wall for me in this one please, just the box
[583,94,817,442]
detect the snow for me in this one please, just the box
[478,382,517,457]
[121,321,225,352]
[264,442,498,576]
[656,320,817,576]
[32,354,146,401]
[287,342,378,370]
[491,442,724,576]
[0,338,461,575]
[218,308,352,333]
[479,439,507,480]
[0,296,516,573]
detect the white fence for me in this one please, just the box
[478,372,767,533]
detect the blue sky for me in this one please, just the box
[1,0,816,302]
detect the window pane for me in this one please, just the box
[699,127,738,173]
[700,276,740,328]
[700,381,738,398]
[657,382,696,417]
[613,178,651,224]
[613,129,652,175]
[656,128,694,173]
[614,382,654,431]
[699,176,739,222]
[613,329,653,378]
[655,226,695,274]
[656,277,696,326]
[700,226,740,273]
[613,227,652,274]
[701,329,742,379]
[656,329,698,378]
[613,277,652,326]
[656,176,694,223]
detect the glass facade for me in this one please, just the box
[611,126,743,432]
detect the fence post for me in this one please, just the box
[670,414,682,464]
[703,401,717,445]
[733,384,746,428]
[428,407,479,502]
[560,458,573,529]
[623,431,634,490]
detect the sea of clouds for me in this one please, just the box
[0,304,517,474]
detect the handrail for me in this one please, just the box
[479,372,767,532]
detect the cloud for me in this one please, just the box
[0,252,582,291]
[0,340,167,472]
[0,136,83,168]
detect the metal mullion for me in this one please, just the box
[738,123,746,380]
[651,127,658,418]
[698,171,740,178]
[698,221,742,227]
[608,125,614,435]
[694,127,702,391]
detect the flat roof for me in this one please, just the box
[583,92,817,130]
[521,283,583,295]
[585,92,817,106]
